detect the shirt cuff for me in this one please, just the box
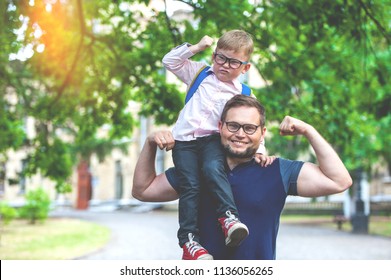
[175,42,191,49]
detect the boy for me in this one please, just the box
[162,30,266,260]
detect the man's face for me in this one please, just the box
[219,106,266,159]
[211,49,251,83]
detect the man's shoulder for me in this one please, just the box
[278,157,304,169]
[241,158,303,174]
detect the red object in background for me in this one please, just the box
[76,161,92,210]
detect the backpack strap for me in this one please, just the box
[241,83,251,96]
[185,65,252,103]
[185,65,211,104]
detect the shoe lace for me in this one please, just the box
[223,210,239,229]
[186,233,204,257]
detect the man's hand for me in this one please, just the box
[148,131,175,151]
[254,154,277,167]
[279,116,311,136]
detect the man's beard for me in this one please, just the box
[222,144,257,159]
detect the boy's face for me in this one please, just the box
[211,49,251,83]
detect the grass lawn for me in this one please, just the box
[0,217,110,260]
[281,214,391,238]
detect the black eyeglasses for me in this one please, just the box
[213,52,248,69]
[224,121,261,135]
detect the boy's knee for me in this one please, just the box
[202,160,224,178]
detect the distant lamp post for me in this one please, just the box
[351,168,369,234]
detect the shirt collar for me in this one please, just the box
[225,158,256,172]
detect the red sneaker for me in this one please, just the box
[218,211,249,247]
[182,233,213,260]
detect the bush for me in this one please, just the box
[0,202,18,225]
[19,188,51,224]
[55,181,72,194]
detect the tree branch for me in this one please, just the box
[358,0,390,45]
[163,0,182,45]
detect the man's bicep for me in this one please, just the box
[297,162,339,197]
[139,173,179,202]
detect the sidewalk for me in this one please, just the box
[51,206,391,260]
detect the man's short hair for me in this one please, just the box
[221,95,266,127]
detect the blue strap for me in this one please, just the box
[185,65,252,104]
[185,66,211,104]
[241,84,251,96]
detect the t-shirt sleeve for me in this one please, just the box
[165,167,180,194]
[279,158,304,196]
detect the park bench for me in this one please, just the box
[333,213,349,230]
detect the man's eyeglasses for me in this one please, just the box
[224,122,261,135]
[213,52,248,69]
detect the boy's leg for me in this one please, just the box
[172,140,201,247]
[200,134,249,247]
[173,140,213,259]
[200,134,238,216]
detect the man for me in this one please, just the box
[132,95,352,260]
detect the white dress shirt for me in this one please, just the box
[162,43,265,153]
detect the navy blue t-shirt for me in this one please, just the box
[165,158,304,260]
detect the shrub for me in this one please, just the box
[0,202,18,225]
[19,188,51,224]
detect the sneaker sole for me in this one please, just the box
[197,254,214,260]
[226,225,249,247]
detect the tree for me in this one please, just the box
[0,1,25,155]
[2,0,390,192]
[246,0,390,176]
[2,0,150,191]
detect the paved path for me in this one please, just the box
[51,206,391,260]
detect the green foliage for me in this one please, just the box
[1,0,390,188]
[248,0,390,172]
[0,202,18,225]
[0,109,25,154]
[19,188,51,224]
[24,138,74,183]
[0,1,25,155]
[55,181,72,194]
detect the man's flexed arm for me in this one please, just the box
[132,131,179,202]
[279,116,353,197]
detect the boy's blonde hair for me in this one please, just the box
[216,30,254,59]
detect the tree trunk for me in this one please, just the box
[76,160,92,210]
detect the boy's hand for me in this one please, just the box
[149,131,175,151]
[254,154,277,167]
[195,35,214,52]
